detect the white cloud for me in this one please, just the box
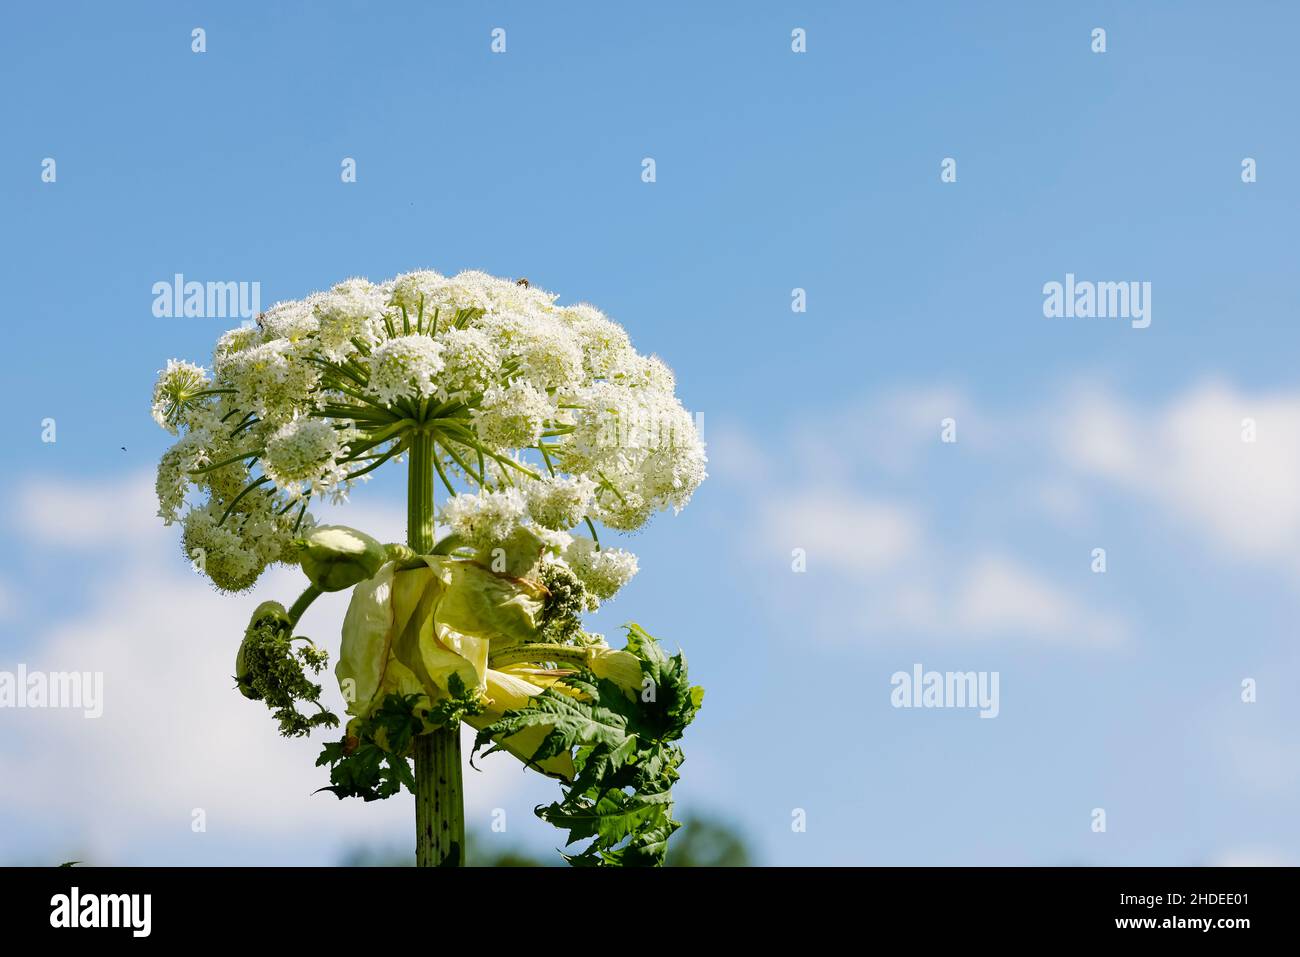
[1055,387,1144,482]
[779,387,987,483]
[761,493,1122,645]
[1210,846,1295,867]
[953,556,1127,646]
[14,472,162,550]
[705,424,769,487]
[834,553,1126,649]
[750,496,1123,650]
[722,384,1133,650]
[767,488,921,575]
[723,375,1300,654]
[1056,381,1300,567]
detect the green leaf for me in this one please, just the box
[315,693,425,801]
[476,622,704,867]
[539,788,674,847]
[474,680,631,766]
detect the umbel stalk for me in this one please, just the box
[408,429,465,866]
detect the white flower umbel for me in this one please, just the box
[565,537,639,601]
[258,297,321,342]
[438,327,499,396]
[440,487,527,549]
[366,335,445,405]
[263,417,351,498]
[151,268,705,593]
[156,430,212,523]
[474,380,549,450]
[151,359,212,434]
[181,502,267,592]
[558,303,634,379]
[219,339,322,424]
[314,278,385,360]
[526,474,596,530]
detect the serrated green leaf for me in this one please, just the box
[539,788,674,847]
[477,622,704,867]
[477,684,630,762]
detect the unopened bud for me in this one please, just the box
[588,648,643,693]
[299,525,387,591]
[236,601,290,699]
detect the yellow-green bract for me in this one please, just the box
[336,557,641,779]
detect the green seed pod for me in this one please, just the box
[299,525,387,592]
[236,601,290,699]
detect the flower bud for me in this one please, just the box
[588,647,643,694]
[236,601,290,699]
[299,525,387,592]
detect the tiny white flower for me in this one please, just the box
[592,487,652,532]
[511,323,585,391]
[534,526,574,556]
[156,431,212,523]
[474,380,549,449]
[440,487,527,548]
[258,297,320,342]
[438,327,499,395]
[564,537,638,601]
[366,335,445,404]
[181,504,265,593]
[314,278,385,360]
[151,359,211,434]
[526,474,596,530]
[618,353,676,393]
[388,270,447,318]
[220,339,320,424]
[559,304,634,379]
[263,417,349,495]
[212,325,261,371]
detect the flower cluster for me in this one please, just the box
[151,270,707,597]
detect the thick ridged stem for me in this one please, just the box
[409,430,464,867]
[489,643,590,668]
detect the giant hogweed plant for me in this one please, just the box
[151,271,706,866]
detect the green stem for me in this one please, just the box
[286,584,323,629]
[431,532,468,555]
[218,476,271,525]
[409,430,464,867]
[342,442,405,481]
[189,449,259,475]
[488,643,590,669]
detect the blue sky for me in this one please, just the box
[2,1,1299,865]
